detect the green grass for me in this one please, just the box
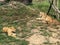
[29,0,50,12]
[0,1,39,27]
[0,34,29,45]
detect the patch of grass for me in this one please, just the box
[43,41,52,45]
[0,34,19,43]
[20,40,29,45]
[0,34,29,45]
[40,30,52,36]
[20,26,31,38]
[29,0,50,12]
[0,1,40,27]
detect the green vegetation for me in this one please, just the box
[29,0,50,12]
[0,34,29,45]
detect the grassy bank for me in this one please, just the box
[0,1,39,45]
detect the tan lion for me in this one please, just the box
[3,26,16,37]
[39,12,60,24]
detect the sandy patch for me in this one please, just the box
[26,34,47,45]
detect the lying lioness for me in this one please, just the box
[39,12,60,24]
[3,26,16,37]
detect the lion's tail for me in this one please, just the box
[52,19,60,25]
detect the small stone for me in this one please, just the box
[49,37,60,43]
[31,29,39,33]
[52,33,58,38]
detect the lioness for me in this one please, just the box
[3,26,16,37]
[39,12,60,24]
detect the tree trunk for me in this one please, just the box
[53,0,60,19]
[47,0,53,15]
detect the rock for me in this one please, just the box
[49,37,60,43]
[52,33,58,38]
[31,29,40,33]
[26,34,47,45]
[47,27,57,32]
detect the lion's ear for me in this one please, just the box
[10,26,14,29]
[40,12,46,16]
[10,26,16,31]
[3,27,9,32]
